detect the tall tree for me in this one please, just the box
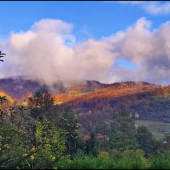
[57,105,79,156]
[135,125,157,157]
[110,130,138,152]
[0,51,5,62]
[85,132,99,156]
[116,108,136,134]
[27,85,55,120]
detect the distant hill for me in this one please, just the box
[0,76,162,105]
[0,77,42,103]
[1,76,170,128]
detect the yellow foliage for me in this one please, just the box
[31,155,34,159]
[98,152,109,159]
[31,147,35,152]
[102,151,109,158]
[0,91,14,104]
[22,102,27,106]
[54,101,63,105]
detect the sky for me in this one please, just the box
[0,1,170,86]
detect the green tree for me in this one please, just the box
[34,119,66,168]
[116,108,136,134]
[0,51,7,128]
[0,51,68,168]
[97,122,110,151]
[0,109,66,169]
[110,130,138,152]
[159,134,170,153]
[135,125,157,157]
[0,105,38,169]
[0,121,31,169]
[57,105,79,156]
[85,132,99,157]
[28,85,55,120]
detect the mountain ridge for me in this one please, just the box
[0,76,162,106]
[1,76,170,132]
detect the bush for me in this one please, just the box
[118,149,150,169]
[149,152,170,169]
[110,130,138,152]
[56,150,150,169]
[0,117,66,169]
[0,121,32,169]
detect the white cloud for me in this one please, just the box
[116,1,170,15]
[117,1,144,5]
[1,17,170,86]
[103,17,170,85]
[142,1,170,15]
[0,19,116,87]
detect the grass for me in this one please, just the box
[54,150,150,169]
[149,154,170,169]
[2,149,170,169]
[135,119,170,140]
[52,151,170,169]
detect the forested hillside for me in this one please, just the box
[1,77,170,133]
[1,76,170,169]
[1,77,170,123]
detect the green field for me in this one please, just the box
[135,119,170,140]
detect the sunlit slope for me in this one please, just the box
[0,89,33,106]
[0,77,43,106]
[21,82,163,106]
[53,86,94,104]
[53,82,161,106]
[0,90,14,104]
[0,78,167,108]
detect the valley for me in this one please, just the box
[135,119,170,140]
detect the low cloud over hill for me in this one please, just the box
[0,18,170,86]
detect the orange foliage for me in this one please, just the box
[83,135,90,141]
[2,81,164,108]
[48,83,161,107]
[64,84,159,106]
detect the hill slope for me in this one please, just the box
[1,77,170,125]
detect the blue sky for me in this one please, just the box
[0,1,170,85]
[1,1,170,41]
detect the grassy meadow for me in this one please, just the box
[135,119,170,140]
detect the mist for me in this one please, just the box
[0,17,170,87]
